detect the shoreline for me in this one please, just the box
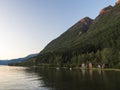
[8,64,120,71]
[28,65,120,71]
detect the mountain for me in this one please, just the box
[10,1,120,68]
[0,53,38,65]
[99,5,113,15]
[115,0,120,6]
[0,60,9,65]
[40,17,93,54]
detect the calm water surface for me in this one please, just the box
[0,66,120,90]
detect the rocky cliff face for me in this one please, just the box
[115,0,120,6]
[99,5,113,15]
[93,5,113,24]
[68,17,93,32]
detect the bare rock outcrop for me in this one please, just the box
[99,5,113,15]
[68,17,93,32]
[115,0,120,6]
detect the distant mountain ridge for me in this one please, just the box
[0,53,38,65]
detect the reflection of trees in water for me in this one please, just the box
[29,68,84,90]
[89,69,93,77]
[26,67,120,90]
[81,69,85,76]
[98,69,102,75]
[101,70,120,90]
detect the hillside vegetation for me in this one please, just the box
[11,3,120,68]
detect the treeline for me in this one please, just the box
[10,5,120,68]
[34,48,119,68]
[33,20,120,68]
[14,47,120,68]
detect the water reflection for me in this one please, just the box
[98,69,102,75]
[30,67,120,90]
[89,69,93,77]
[0,66,49,90]
[1,66,120,90]
[81,69,85,76]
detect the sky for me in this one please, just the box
[0,0,117,60]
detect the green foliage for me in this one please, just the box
[10,5,120,68]
[101,48,112,64]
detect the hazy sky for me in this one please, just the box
[0,0,116,59]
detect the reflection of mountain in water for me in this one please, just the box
[28,67,120,90]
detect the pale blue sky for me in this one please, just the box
[0,0,116,59]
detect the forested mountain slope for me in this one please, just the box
[12,1,120,68]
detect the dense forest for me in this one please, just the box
[10,3,120,69]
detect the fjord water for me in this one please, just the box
[1,66,120,90]
[0,66,49,90]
